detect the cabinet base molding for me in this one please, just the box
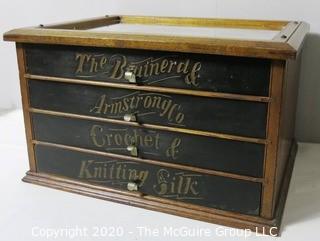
[22,142,297,236]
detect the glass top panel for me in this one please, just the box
[89,23,280,40]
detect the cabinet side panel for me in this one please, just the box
[16,43,36,171]
[261,60,285,218]
[274,53,302,210]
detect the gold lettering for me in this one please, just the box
[89,95,106,114]
[109,164,114,179]
[116,165,122,179]
[110,102,123,114]
[138,171,149,186]
[90,57,98,73]
[74,53,202,88]
[167,103,178,122]
[154,134,160,149]
[177,59,189,74]
[100,56,108,69]
[75,53,109,74]
[75,53,91,73]
[159,99,172,118]
[166,138,181,159]
[90,126,161,151]
[185,62,201,86]
[143,96,153,108]
[93,167,102,178]
[136,65,143,77]
[78,160,149,186]
[175,107,185,124]
[114,134,122,146]
[143,61,150,77]
[110,55,127,79]
[160,59,169,73]
[167,60,177,73]
[153,169,170,195]
[177,175,184,194]
[79,160,94,178]
[105,133,113,146]
[190,180,199,195]
[124,134,133,146]
[128,169,137,181]
[122,98,130,112]
[149,62,160,75]
[153,169,201,199]
[144,135,153,147]
[90,125,105,147]
[150,96,162,109]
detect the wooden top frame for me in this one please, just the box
[4,15,309,59]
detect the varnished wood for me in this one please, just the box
[2,28,295,59]
[273,52,302,212]
[22,171,270,224]
[120,15,288,30]
[261,60,285,218]
[24,172,276,234]
[29,108,267,144]
[3,16,308,59]
[22,141,297,236]
[43,16,120,30]
[16,44,37,171]
[5,16,308,235]
[272,141,297,233]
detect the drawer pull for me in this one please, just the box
[124,113,137,122]
[127,145,138,156]
[127,182,139,191]
[124,71,136,83]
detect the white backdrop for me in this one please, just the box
[1,0,319,141]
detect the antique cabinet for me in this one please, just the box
[4,15,309,235]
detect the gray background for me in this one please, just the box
[1,0,319,142]
[295,33,320,142]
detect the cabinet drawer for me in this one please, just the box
[25,44,271,96]
[29,80,268,138]
[32,113,265,177]
[35,144,261,215]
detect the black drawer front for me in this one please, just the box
[29,80,267,138]
[32,113,264,177]
[35,145,261,215]
[25,44,271,96]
